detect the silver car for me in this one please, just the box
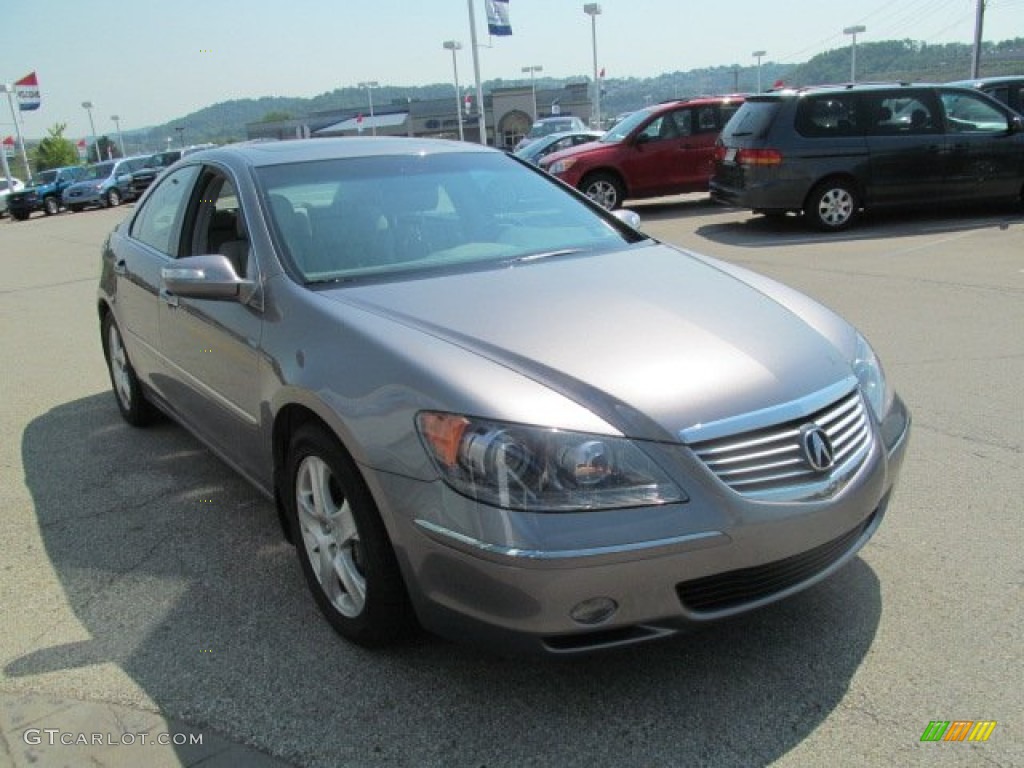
[98,138,910,654]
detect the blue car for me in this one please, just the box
[514,130,604,166]
[63,156,148,211]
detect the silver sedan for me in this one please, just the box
[97,138,910,654]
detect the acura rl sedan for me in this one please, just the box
[98,138,910,654]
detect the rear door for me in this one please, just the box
[938,88,1024,203]
[862,89,947,207]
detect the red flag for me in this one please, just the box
[2,136,14,146]
[77,139,86,147]
[14,71,41,111]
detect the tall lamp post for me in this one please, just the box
[175,126,185,148]
[443,41,465,141]
[358,81,379,136]
[81,101,100,163]
[751,50,767,93]
[110,114,126,157]
[843,25,866,83]
[521,64,543,120]
[583,3,602,129]
[0,84,31,179]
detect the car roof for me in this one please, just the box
[947,75,1024,88]
[194,137,497,168]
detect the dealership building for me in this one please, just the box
[246,83,594,149]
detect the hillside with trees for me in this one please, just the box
[126,37,1022,150]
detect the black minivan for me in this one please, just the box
[710,83,1024,230]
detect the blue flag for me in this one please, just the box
[486,0,512,36]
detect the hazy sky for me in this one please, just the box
[2,0,1021,142]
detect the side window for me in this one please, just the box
[129,166,200,255]
[695,106,718,133]
[941,91,1009,134]
[866,93,941,136]
[187,171,250,276]
[671,109,693,136]
[639,115,667,141]
[796,95,860,137]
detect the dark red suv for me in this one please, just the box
[539,95,745,209]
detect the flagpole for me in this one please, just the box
[1,85,31,178]
[466,0,488,145]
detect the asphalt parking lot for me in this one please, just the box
[1,197,1021,768]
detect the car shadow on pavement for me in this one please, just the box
[13,392,883,768]
[695,203,1024,248]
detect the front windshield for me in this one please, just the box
[527,120,570,139]
[257,152,643,284]
[601,107,655,143]
[34,170,58,185]
[80,162,114,181]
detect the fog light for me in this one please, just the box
[569,597,618,625]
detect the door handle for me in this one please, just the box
[113,260,127,276]
[159,288,179,308]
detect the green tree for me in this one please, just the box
[259,110,293,123]
[87,136,120,163]
[33,123,79,172]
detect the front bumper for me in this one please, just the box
[368,395,911,654]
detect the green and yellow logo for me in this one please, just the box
[920,721,997,742]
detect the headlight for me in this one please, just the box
[548,158,577,175]
[852,333,893,421]
[416,412,686,512]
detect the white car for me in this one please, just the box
[0,176,25,216]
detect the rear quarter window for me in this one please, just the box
[795,94,861,138]
[721,101,780,140]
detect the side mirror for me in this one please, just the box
[162,254,256,303]
[634,133,651,147]
[612,208,642,232]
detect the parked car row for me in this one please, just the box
[710,81,1024,230]
[5,145,218,220]
[534,76,1022,231]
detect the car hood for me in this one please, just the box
[540,139,613,168]
[319,243,851,441]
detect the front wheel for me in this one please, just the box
[806,179,859,231]
[105,189,122,208]
[286,425,415,647]
[43,197,59,216]
[101,313,156,426]
[579,172,625,210]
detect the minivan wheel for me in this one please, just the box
[106,189,122,208]
[807,179,858,231]
[580,172,625,210]
[43,196,60,216]
[286,425,415,647]
[101,313,156,426]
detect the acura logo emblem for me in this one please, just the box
[800,425,835,472]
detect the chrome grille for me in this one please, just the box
[691,388,871,498]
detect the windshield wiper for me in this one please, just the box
[509,248,584,264]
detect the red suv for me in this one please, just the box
[539,95,745,209]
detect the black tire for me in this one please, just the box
[43,197,59,216]
[579,172,625,210]
[806,178,859,231]
[11,210,30,221]
[101,313,156,427]
[286,424,415,647]
[105,188,122,208]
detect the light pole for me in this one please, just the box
[443,41,465,141]
[175,126,185,148]
[843,25,866,83]
[110,114,125,157]
[583,4,602,129]
[752,50,766,93]
[81,101,100,163]
[358,81,379,136]
[521,64,543,120]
